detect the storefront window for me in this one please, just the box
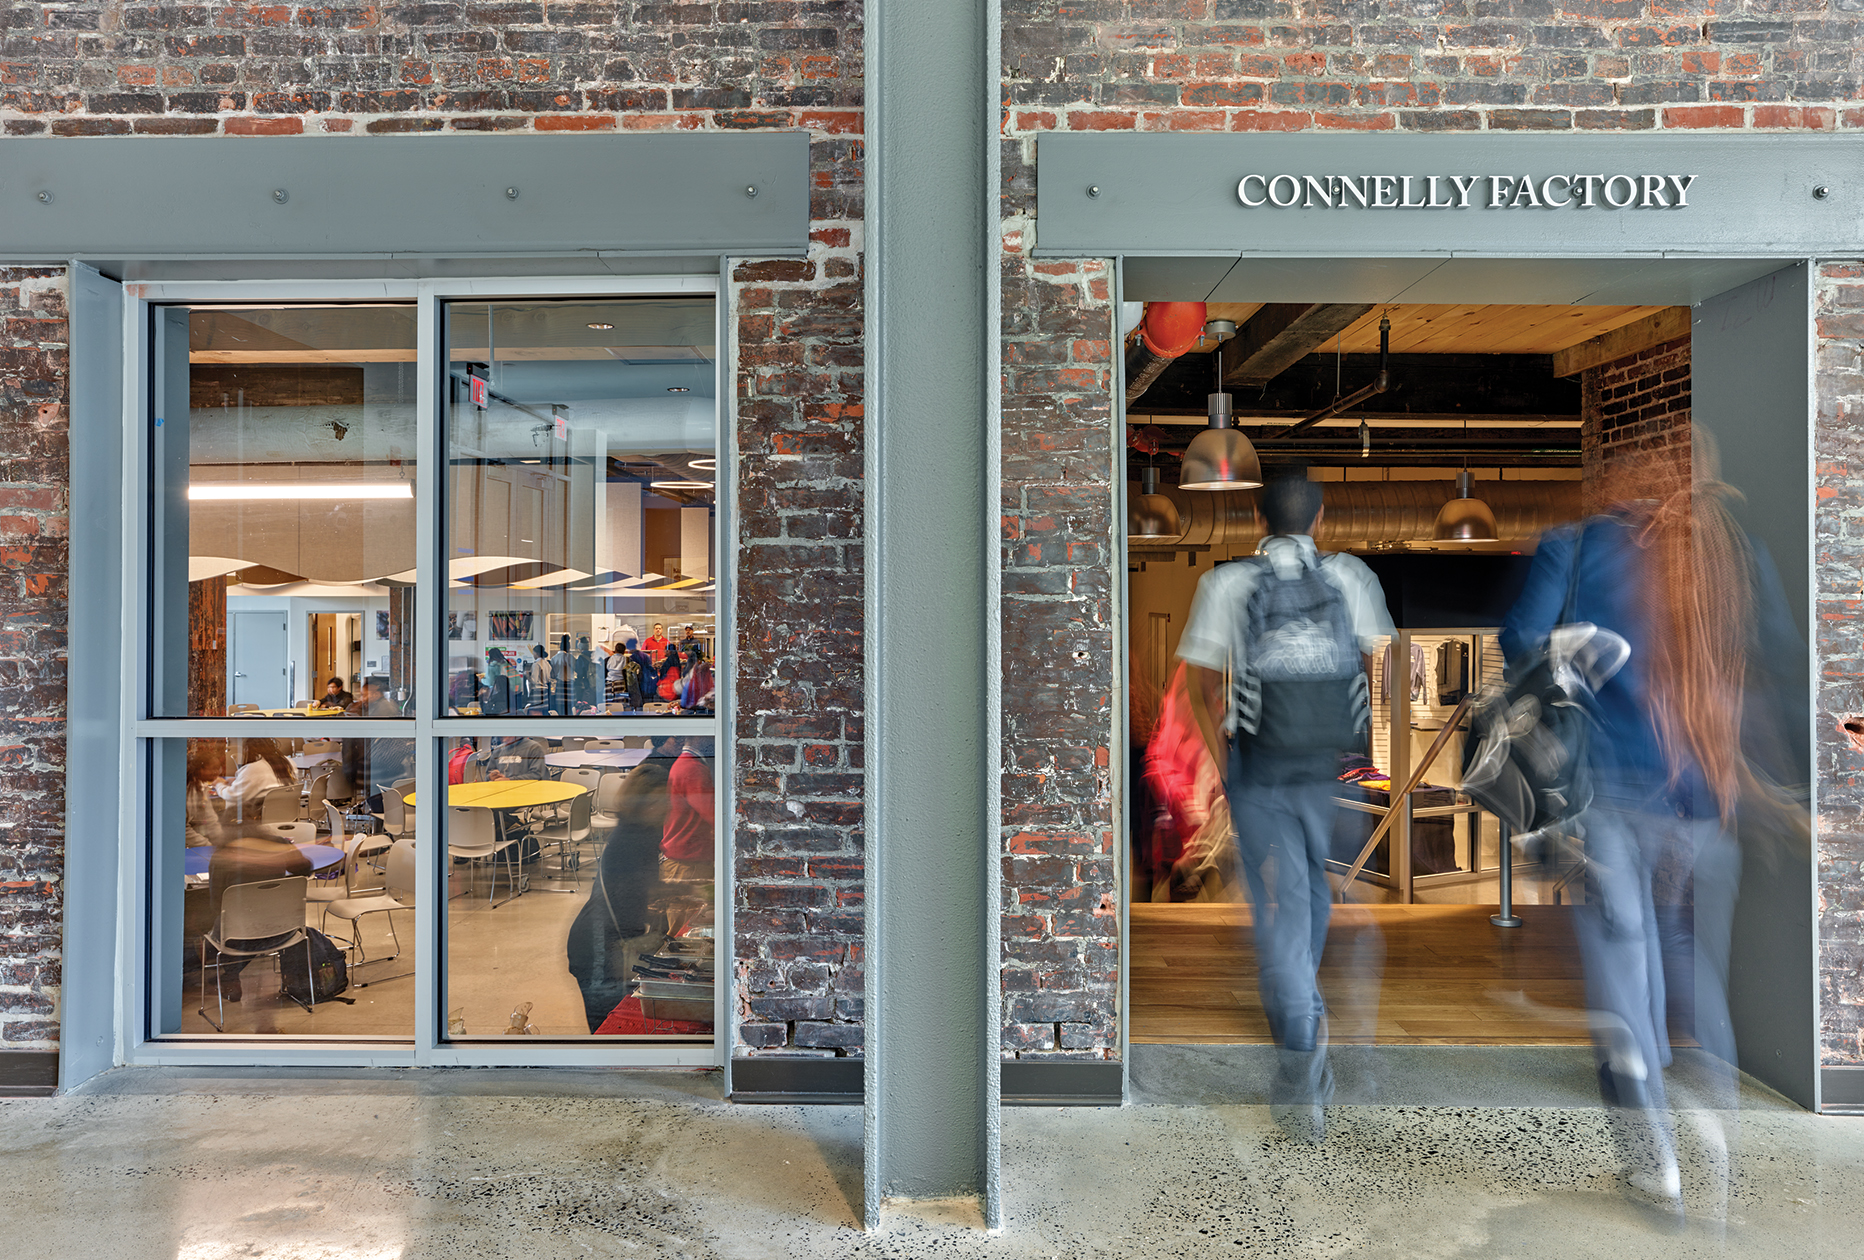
[439,733,716,1040]
[153,735,417,1037]
[152,305,419,718]
[140,285,721,1056]
[443,300,717,720]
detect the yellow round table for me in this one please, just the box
[405,781,585,810]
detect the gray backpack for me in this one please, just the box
[1237,547,1367,755]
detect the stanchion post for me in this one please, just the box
[1490,817,1522,928]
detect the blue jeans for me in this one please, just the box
[1577,800,1739,1110]
[1228,758,1338,1053]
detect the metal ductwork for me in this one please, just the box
[1126,479,1581,554]
[1124,302,1207,404]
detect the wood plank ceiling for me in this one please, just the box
[1204,302,1670,357]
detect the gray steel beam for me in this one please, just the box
[864,0,1001,1230]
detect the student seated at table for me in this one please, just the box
[473,732,550,781]
[202,818,314,1004]
[185,740,229,847]
[220,737,297,823]
[347,676,402,718]
[320,677,354,710]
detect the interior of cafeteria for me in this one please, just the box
[157,297,719,1041]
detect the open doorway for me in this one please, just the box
[308,611,362,705]
[1125,298,1694,1048]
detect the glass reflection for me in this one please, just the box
[443,299,716,718]
[174,735,415,1036]
[442,733,715,1038]
[161,305,418,717]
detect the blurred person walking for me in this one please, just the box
[1501,433,1805,1222]
[1179,476,1394,1143]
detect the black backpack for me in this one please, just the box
[1237,546,1367,755]
[281,928,354,1006]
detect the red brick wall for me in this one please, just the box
[1815,262,1864,1066]
[0,268,69,1053]
[1580,335,1691,512]
[999,2,1862,1061]
[0,2,865,1057]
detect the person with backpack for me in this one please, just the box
[1177,475,1394,1144]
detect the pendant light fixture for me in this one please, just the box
[1431,416,1499,543]
[1179,351,1263,491]
[1129,463,1184,541]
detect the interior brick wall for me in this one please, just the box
[0,268,70,1054]
[0,1,865,1057]
[1579,335,1691,513]
[1815,262,1864,1066]
[999,1,1864,1061]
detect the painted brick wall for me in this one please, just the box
[0,268,69,1053]
[999,0,1864,1061]
[1579,335,1691,512]
[1815,262,1864,1066]
[0,1,865,1056]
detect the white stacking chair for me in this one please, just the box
[533,792,592,888]
[590,771,629,830]
[198,876,313,1031]
[560,766,604,796]
[302,771,331,825]
[584,738,626,750]
[258,785,299,824]
[446,806,504,902]
[324,838,416,970]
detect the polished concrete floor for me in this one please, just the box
[3,1062,1861,1258]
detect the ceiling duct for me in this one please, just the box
[1123,302,1207,404]
[1127,479,1580,554]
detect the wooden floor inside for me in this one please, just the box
[1132,902,1611,1045]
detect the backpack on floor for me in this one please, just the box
[1237,546,1367,756]
[281,928,354,1006]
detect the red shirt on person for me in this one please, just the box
[660,747,715,864]
[643,633,670,658]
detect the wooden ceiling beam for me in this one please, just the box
[1221,302,1377,390]
[1551,305,1691,377]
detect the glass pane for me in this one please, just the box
[154,305,418,717]
[443,299,716,719]
[155,735,416,1036]
[440,732,716,1040]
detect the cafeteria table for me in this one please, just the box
[543,749,649,771]
[406,780,588,902]
[183,841,344,878]
[403,781,585,810]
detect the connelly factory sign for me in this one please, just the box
[1236,172,1696,210]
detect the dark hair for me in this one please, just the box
[325,676,344,689]
[558,635,571,652]
[238,736,294,782]
[1260,476,1324,536]
[533,644,546,659]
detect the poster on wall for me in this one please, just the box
[488,611,533,641]
[447,611,478,641]
[375,610,390,639]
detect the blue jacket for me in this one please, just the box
[1501,512,1804,816]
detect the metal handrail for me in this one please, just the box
[1335,694,1473,901]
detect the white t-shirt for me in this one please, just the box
[1176,534,1394,734]
[221,759,292,819]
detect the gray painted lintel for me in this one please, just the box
[1036,134,1864,259]
[0,133,810,260]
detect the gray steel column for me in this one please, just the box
[863,0,1001,1229]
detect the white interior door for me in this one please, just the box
[229,610,289,708]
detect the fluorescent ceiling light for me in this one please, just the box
[689,458,717,470]
[650,479,712,491]
[189,482,412,501]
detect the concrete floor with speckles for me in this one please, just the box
[3,1065,1862,1258]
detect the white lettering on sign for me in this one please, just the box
[1235,173,1697,209]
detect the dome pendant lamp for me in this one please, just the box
[1432,418,1499,543]
[1179,354,1263,491]
[1129,463,1184,541]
